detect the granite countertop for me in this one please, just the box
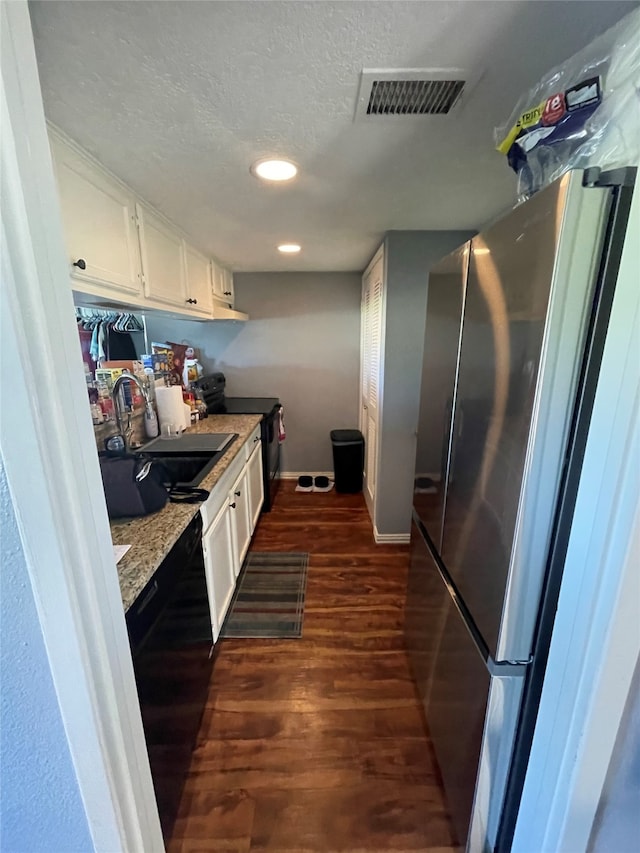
[112,414,262,612]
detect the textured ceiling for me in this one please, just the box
[30,0,636,272]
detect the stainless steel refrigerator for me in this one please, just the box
[405,168,635,852]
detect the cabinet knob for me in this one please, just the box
[234,490,241,497]
[253,436,260,443]
[73,258,87,270]
[223,291,232,296]
[229,501,236,509]
[186,297,198,305]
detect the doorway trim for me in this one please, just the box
[1,3,163,850]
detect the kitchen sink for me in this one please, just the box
[152,454,219,488]
[141,433,238,488]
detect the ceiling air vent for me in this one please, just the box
[367,78,464,115]
[355,68,480,120]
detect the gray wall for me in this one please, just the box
[376,231,473,536]
[589,659,640,853]
[146,272,361,473]
[0,460,93,852]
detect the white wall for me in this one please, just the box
[146,272,362,474]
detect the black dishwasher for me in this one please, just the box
[125,513,213,840]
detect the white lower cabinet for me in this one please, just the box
[200,431,264,642]
[247,443,264,530]
[230,466,252,572]
[202,499,236,642]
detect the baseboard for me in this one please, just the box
[373,526,410,545]
[279,471,334,479]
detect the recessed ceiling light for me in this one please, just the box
[277,243,301,254]
[252,158,298,182]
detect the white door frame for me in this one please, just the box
[1,3,163,850]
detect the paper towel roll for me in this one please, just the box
[155,386,186,432]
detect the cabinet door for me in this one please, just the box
[202,502,236,642]
[184,242,213,315]
[222,268,235,307]
[247,442,264,532]
[211,259,225,302]
[229,468,251,571]
[137,203,186,308]
[50,134,142,297]
[361,253,383,505]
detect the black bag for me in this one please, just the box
[99,454,169,519]
[99,454,211,519]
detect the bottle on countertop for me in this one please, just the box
[144,401,159,438]
[192,384,208,419]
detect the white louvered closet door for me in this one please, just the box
[361,252,384,510]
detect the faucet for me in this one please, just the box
[112,372,150,453]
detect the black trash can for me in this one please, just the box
[330,429,365,493]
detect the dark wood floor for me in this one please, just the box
[167,484,459,853]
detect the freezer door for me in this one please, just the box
[440,172,611,661]
[405,520,454,714]
[405,521,490,849]
[414,243,469,550]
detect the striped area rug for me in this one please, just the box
[220,552,309,639]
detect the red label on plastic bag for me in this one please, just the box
[541,92,566,126]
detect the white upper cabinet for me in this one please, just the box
[183,242,213,315]
[49,128,247,320]
[50,133,142,299]
[222,267,235,307]
[136,203,186,309]
[211,259,225,302]
[211,259,234,307]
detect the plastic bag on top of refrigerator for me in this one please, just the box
[494,7,640,202]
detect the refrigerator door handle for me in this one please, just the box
[488,658,529,676]
[415,514,529,677]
